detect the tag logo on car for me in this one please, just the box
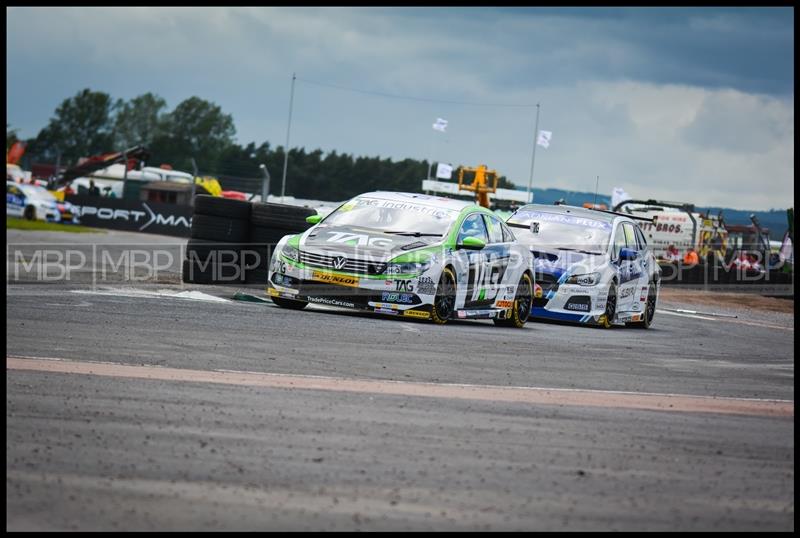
[333,256,347,270]
[326,231,392,248]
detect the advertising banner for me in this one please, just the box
[66,195,192,237]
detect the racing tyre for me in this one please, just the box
[634,281,657,329]
[24,205,36,221]
[270,296,308,310]
[250,202,316,231]
[599,281,617,329]
[182,258,245,284]
[430,267,456,325]
[494,272,533,328]
[186,238,246,264]
[182,258,214,284]
[194,195,252,220]
[182,259,232,284]
[191,214,249,242]
[242,246,271,270]
[249,225,292,246]
[245,268,269,285]
[181,256,246,284]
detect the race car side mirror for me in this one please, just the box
[619,247,638,261]
[305,214,321,225]
[459,236,486,250]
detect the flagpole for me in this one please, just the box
[280,72,296,203]
[427,133,435,181]
[427,119,446,191]
[526,103,540,204]
[425,128,435,195]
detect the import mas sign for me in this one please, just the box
[66,195,192,237]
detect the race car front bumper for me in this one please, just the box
[268,267,434,320]
[531,282,647,325]
[42,208,61,222]
[534,282,606,316]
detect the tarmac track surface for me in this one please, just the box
[5,230,795,531]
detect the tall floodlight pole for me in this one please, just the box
[425,131,436,195]
[259,163,270,202]
[54,149,61,186]
[526,103,541,205]
[190,158,199,205]
[427,129,437,181]
[281,73,296,203]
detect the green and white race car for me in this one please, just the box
[267,191,535,327]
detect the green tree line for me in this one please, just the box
[10,88,517,201]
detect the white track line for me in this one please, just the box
[71,288,230,303]
[658,309,793,331]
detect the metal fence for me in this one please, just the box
[209,173,263,195]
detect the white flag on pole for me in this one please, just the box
[536,130,552,148]
[432,118,448,132]
[611,187,632,210]
[435,162,453,179]
[779,232,793,264]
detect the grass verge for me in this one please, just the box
[6,216,105,234]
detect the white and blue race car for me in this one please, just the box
[268,192,536,327]
[506,204,661,328]
[6,180,79,223]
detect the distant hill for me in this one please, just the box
[525,187,790,240]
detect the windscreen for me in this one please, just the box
[321,196,461,236]
[507,210,611,254]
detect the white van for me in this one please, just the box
[615,200,728,261]
[141,166,194,184]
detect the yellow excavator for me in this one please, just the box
[457,164,499,208]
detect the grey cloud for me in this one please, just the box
[452,7,794,97]
[6,7,793,210]
[681,91,794,153]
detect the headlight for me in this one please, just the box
[385,260,431,275]
[280,245,299,262]
[565,272,600,286]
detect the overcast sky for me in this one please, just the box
[6,7,794,210]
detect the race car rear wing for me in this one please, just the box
[612,199,702,253]
[590,208,655,223]
[612,199,695,213]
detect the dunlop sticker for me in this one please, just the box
[312,271,360,287]
[403,309,431,319]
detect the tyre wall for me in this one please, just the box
[182,195,316,285]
